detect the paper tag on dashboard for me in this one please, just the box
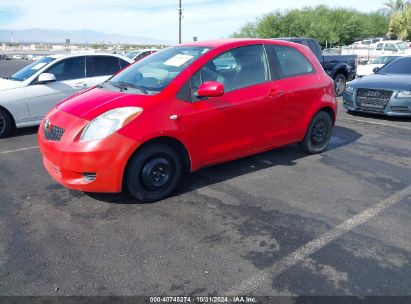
[164,54,194,67]
[31,63,47,70]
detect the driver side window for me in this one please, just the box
[45,57,85,81]
[186,45,269,101]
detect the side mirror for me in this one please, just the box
[373,67,380,73]
[197,81,224,98]
[38,73,56,83]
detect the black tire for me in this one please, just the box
[126,143,182,203]
[334,73,347,97]
[0,108,13,139]
[299,111,333,154]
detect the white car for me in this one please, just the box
[356,54,405,77]
[350,38,387,48]
[32,55,44,61]
[125,49,159,61]
[0,53,133,138]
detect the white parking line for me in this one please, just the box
[338,117,411,131]
[0,146,39,155]
[227,185,411,295]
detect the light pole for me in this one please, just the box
[178,0,182,44]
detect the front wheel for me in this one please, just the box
[126,143,182,203]
[0,108,13,139]
[334,73,347,97]
[299,111,333,154]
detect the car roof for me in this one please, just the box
[379,40,404,44]
[46,53,133,62]
[378,54,406,57]
[179,38,297,49]
[392,55,411,59]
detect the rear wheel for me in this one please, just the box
[126,143,182,203]
[0,108,13,139]
[299,111,333,154]
[334,73,347,97]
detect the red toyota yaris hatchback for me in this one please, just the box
[38,39,337,202]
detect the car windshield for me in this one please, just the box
[10,56,56,81]
[377,56,411,74]
[396,42,409,50]
[370,56,399,64]
[107,46,211,95]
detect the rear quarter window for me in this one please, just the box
[267,45,315,78]
[89,56,121,77]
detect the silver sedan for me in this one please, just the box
[343,56,411,117]
[0,53,133,138]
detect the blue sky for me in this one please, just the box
[0,8,22,25]
[0,0,389,43]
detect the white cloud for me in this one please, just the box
[0,0,388,43]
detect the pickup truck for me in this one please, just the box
[275,38,358,96]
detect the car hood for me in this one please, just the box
[0,78,23,91]
[351,74,411,91]
[57,87,154,120]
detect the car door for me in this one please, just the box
[88,56,129,86]
[189,44,287,165]
[265,44,323,141]
[25,56,89,120]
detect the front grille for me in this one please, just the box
[44,125,65,141]
[356,89,393,113]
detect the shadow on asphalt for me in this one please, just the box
[346,110,411,123]
[9,126,39,138]
[86,125,362,205]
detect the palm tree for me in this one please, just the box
[388,5,411,39]
[384,0,410,15]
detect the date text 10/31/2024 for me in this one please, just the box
[149,296,257,303]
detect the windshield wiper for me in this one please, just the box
[3,76,20,81]
[96,80,109,88]
[110,81,148,94]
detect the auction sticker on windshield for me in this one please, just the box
[164,54,194,67]
[31,62,48,70]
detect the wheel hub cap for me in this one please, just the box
[141,158,172,191]
[310,120,326,145]
[336,79,345,95]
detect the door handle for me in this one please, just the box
[269,88,283,98]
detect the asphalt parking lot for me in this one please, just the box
[0,61,410,296]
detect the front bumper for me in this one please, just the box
[38,108,141,193]
[343,91,411,117]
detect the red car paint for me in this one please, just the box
[38,39,337,194]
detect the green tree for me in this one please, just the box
[232,6,390,47]
[388,5,411,39]
[232,22,259,38]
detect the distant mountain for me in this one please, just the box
[0,29,168,45]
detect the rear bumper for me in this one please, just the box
[38,108,141,193]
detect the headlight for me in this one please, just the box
[346,84,354,94]
[80,107,143,142]
[396,91,411,98]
